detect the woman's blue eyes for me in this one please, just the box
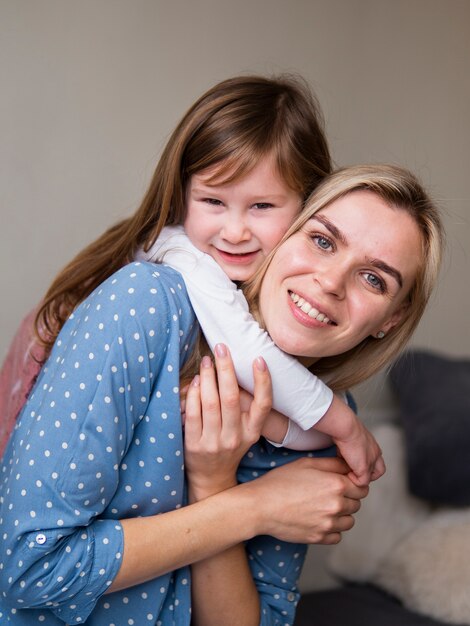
[363,272,386,292]
[312,234,333,251]
[311,233,387,293]
[314,235,332,250]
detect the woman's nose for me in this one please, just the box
[314,264,346,299]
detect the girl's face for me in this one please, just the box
[258,190,423,363]
[184,156,302,281]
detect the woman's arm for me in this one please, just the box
[0,262,200,622]
[183,347,268,626]
[182,345,367,626]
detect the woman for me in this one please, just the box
[0,165,443,625]
[184,163,443,624]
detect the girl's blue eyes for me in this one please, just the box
[204,198,223,206]
[253,202,273,210]
[202,198,273,210]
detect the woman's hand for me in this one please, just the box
[245,456,369,545]
[184,343,272,501]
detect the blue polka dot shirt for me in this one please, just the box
[0,262,334,625]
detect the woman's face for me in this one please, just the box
[258,190,423,363]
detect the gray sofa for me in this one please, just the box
[295,351,470,626]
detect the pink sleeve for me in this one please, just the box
[0,307,45,457]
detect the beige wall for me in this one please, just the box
[1,0,469,363]
[1,0,469,594]
[2,0,469,434]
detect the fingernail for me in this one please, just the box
[255,356,267,371]
[192,374,200,387]
[215,343,227,358]
[201,356,212,368]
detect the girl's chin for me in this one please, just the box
[297,355,318,367]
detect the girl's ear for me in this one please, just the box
[378,302,410,336]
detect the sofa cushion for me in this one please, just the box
[390,350,470,506]
[375,508,470,625]
[295,584,456,626]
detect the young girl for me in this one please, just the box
[0,74,382,484]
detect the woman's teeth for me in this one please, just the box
[289,292,332,324]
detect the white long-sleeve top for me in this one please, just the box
[137,226,334,444]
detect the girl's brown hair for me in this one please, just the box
[36,74,332,356]
[245,164,444,391]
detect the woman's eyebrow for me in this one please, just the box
[311,214,347,245]
[311,214,404,288]
[368,259,403,289]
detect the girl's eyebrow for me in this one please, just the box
[311,214,404,289]
[191,185,289,201]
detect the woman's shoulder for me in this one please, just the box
[93,262,191,309]
[65,262,196,342]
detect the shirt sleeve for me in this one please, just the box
[145,225,333,431]
[0,262,191,623]
[248,535,307,626]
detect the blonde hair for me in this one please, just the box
[245,164,444,391]
[36,74,331,355]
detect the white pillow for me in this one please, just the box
[376,508,470,625]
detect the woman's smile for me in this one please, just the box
[288,291,335,326]
[259,190,423,360]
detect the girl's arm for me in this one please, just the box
[140,226,333,430]
[148,228,385,485]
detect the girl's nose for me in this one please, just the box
[220,216,251,244]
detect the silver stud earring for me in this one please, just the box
[376,331,385,339]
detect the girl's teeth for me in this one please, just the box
[290,292,331,324]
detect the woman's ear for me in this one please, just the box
[376,302,410,337]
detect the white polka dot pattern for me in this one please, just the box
[0,263,325,625]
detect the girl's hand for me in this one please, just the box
[184,344,272,501]
[333,415,386,487]
[314,394,385,487]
